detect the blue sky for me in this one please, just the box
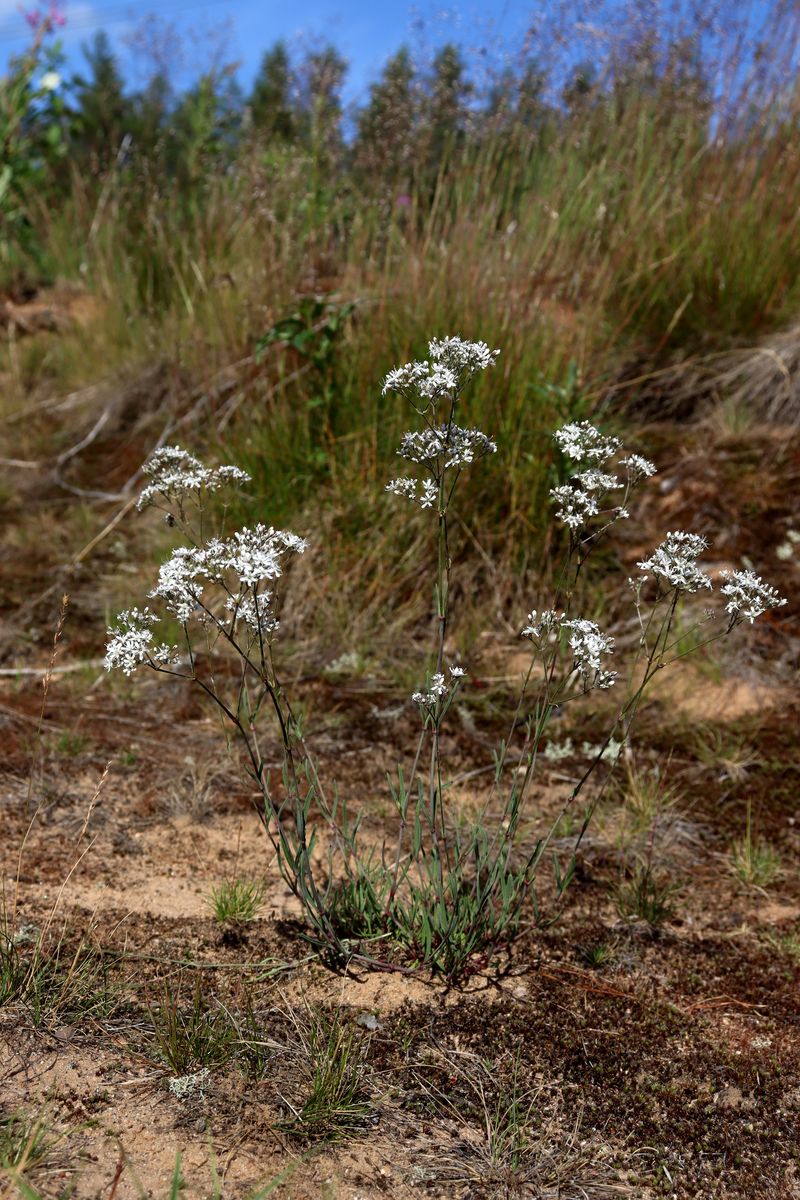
[0,0,784,114]
[0,0,537,101]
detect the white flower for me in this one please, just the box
[382,361,457,399]
[620,454,657,482]
[420,480,438,508]
[40,71,61,92]
[104,607,178,676]
[214,465,252,487]
[554,421,621,463]
[719,569,787,624]
[574,468,620,492]
[382,338,499,402]
[550,429,656,532]
[521,609,562,640]
[550,484,599,530]
[427,336,500,374]
[411,665,465,710]
[385,477,440,509]
[225,525,306,586]
[412,672,447,707]
[137,446,251,511]
[638,531,712,593]
[149,525,305,624]
[150,545,207,621]
[523,609,616,687]
[226,591,279,636]
[386,477,418,502]
[397,424,497,468]
[561,618,617,689]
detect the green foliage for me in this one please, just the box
[303,782,552,980]
[249,41,296,143]
[729,802,782,890]
[0,1108,64,1197]
[0,1110,53,1175]
[281,1007,372,1141]
[613,863,680,928]
[206,877,265,926]
[230,996,275,1082]
[254,295,355,371]
[578,939,616,969]
[0,912,117,1027]
[0,27,67,284]
[692,724,758,783]
[326,865,392,943]
[610,762,678,850]
[55,730,89,756]
[146,979,235,1074]
[69,32,131,170]
[763,927,800,964]
[167,69,242,191]
[424,43,472,165]
[294,45,347,168]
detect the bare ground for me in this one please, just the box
[1,416,799,1199]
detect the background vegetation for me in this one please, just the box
[2,0,800,648]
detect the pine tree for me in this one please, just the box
[130,71,171,162]
[423,43,472,166]
[353,46,415,184]
[249,41,296,143]
[71,32,132,169]
[516,60,547,128]
[168,68,242,190]
[296,44,346,166]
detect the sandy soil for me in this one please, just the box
[1,421,799,1199]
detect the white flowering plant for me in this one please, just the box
[105,338,786,979]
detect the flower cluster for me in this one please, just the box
[412,666,466,711]
[521,609,563,640]
[150,546,210,622]
[562,618,617,689]
[620,454,657,483]
[386,477,438,509]
[104,608,178,676]
[550,422,655,534]
[551,484,603,530]
[575,468,620,492]
[382,337,499,401]
[226,592,280,635]
[137,446,251,511]
[428,336,500,375]
[554,421,621,463]
[522,610,616,689]
[398,425,497,469]
[224,527,307,586]
[150,525,306,625]
[637,531,711,594]
[720,569,787,625]
[382,361,458,401]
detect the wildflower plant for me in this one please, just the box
[105,337,786,978]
